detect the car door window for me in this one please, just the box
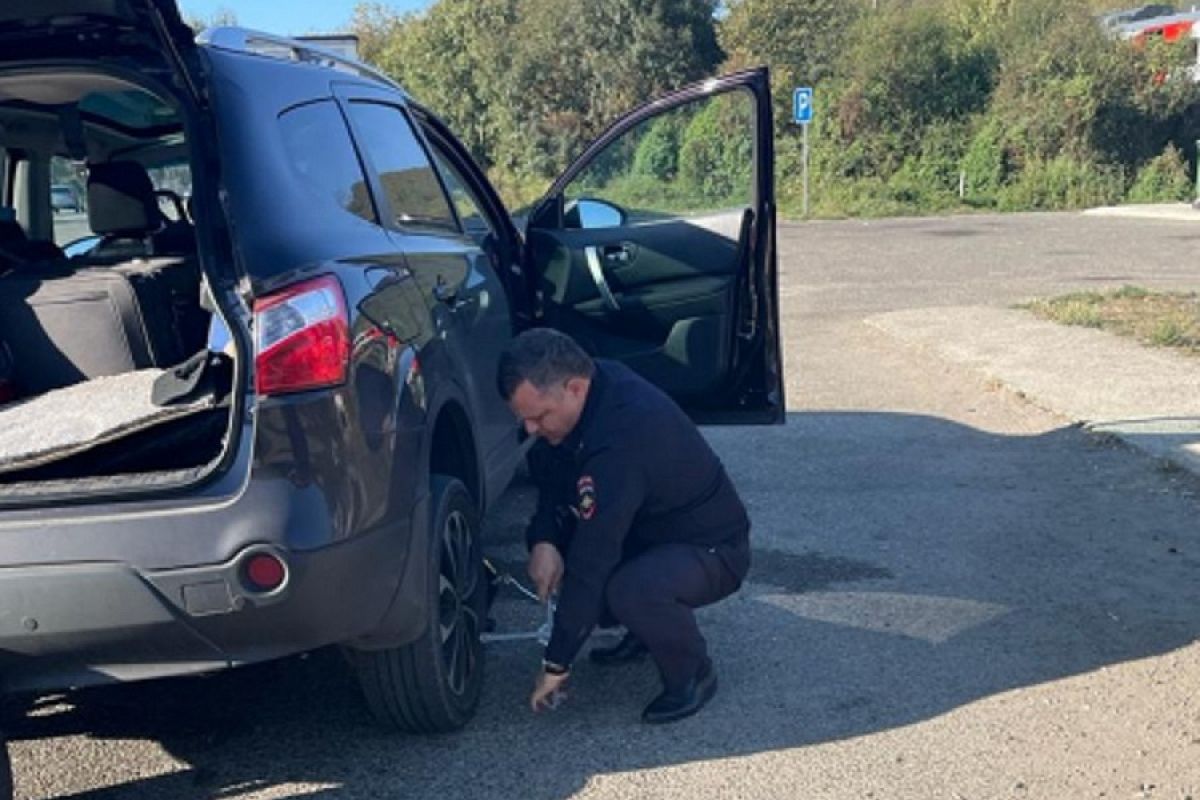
[146,162,192,223]
[49,155,88,245]
[562,89,755,228]
[428,148,495,240]
[278,100,377,225]
[524,70,781,422]
[345,102,457,233]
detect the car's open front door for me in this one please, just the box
[525,68,783,424]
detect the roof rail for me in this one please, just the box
[197,27,405,94]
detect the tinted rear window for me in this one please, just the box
[346,101,456,233]
[278,100,375,224]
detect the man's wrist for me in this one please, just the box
[542,659,570,676]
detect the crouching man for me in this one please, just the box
[497,329,751,724]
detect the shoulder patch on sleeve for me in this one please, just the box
[576,475,597,520]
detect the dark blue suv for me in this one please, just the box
[0,0,782,766]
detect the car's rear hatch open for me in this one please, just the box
[0,1,201,82]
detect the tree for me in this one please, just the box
[980,0,1200,172]
[504,0,723,178]
[818,4,995,180]
[352,0,519,170]
[353,0,720,186]
[350,3,408,67]
[720,0,860,129]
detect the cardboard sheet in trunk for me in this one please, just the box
[0,369,214,474]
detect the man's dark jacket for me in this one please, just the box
[526,359,750,668]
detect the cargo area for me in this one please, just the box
[0,66,235,490]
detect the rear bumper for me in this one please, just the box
[0,363,432,693]
[0,514,422,694]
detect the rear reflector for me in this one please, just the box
[243,552,287,592]
[253,275,350,396]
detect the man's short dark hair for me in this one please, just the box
[497,328,595,400]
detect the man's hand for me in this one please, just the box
[530,670,569,713]
[528,542,563,603]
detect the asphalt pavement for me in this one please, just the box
[8,208,1200,799]
[869,202,1200,477]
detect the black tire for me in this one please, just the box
[354,476,486,733]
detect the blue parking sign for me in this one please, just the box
[793,87,813,125]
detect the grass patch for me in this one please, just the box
[1022,285,1200,355]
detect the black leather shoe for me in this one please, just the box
[588,632,649,666]
[641,661,718,724]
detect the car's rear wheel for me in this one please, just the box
[353,475,486,733]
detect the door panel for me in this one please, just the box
[529,211,749,399]
[526,68,783,423]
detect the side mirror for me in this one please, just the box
[563,197,627,230]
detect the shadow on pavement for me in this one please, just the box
[6,411,1200,799]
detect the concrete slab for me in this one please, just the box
[1083,203,1200,222]
[867,306,1200,475]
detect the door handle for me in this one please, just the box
[583,246,621,312]
[600,243,634,266]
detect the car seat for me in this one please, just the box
[0,164,205,396]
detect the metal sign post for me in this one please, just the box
[793,87,813,218]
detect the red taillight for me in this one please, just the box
[1163,21,1192,42]
[253,275,350,396]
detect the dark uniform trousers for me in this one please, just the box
[604,535,750,692]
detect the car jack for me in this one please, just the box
[479,558,554,644]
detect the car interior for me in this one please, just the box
[525,88,759,406]
[0,69,229,484]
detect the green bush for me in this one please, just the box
[996,155,1124,211]
[678,93,754,206]
[959,117,1007,206]
[588,175,727,218]
[885,128,967,212]
[886,161,959,211]
[1126,144,1193,203]
[821,7,995,178]
[632,115,684,182]
[359,0,1200,220]
[803,175,912,219]
[779,0,1200,219]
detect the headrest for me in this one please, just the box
[87,161,163,236]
